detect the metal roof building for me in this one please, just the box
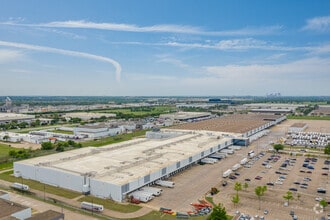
[14,130,233,202]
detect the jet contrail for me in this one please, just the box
[0,40,122,82]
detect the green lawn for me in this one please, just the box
[81,130,147,147]
[79,195,141,213]
[0,161,13,170]
[0,143,19,157]
[287,115,330,120]
[95,106,175,117]
[0,171,81,199]
[50,129,74,135]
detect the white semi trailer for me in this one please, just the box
[222,169,232,178]
[130,191,154,202]
[232,163,241,171]
[201,158,218,164]
[11,182,29,191]
[140,186,162,196]
[81,201,104,212]
[155,180,175,188]
[240,158,248,165]
[221,149,234,154]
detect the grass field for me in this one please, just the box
[0,143,19,157]
[0,161,13,170]
[0,170,81,199]
[81,130,147,147]
[50,129,74,135]
[287,115,330,120]
[79,195,141,213]
[96,106,175,117]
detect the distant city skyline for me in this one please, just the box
[0,0,329,96]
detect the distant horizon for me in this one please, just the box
[1,95,330,98]
[0,1,329,96]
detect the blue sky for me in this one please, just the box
[0,0,329,96]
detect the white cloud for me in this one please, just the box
[0,40,122,82]
[0,49,24,63]
[205,57,330,80]
[1,20,283,36]
[156,56,189,69]
[303,16,330,32]
[35,27,86,39]
[164,38,303,52]
[9,69,32,74]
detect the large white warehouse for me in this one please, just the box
[14,130,233,202]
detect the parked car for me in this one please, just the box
[317,188,326,193]
[315,197,323,201]
[255,176,262,180]
[244,178,251,181]
[289,188,298,191]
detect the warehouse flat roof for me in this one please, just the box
[17,131,231,185]
[0,113,35,121]
[26,210,64,220]
[0,198,28,218]
[171,114,284,134]
[160,112,211,120]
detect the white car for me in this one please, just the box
[275,181,283,185]
[315,197,323,201]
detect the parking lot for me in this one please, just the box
[146,119,330,220]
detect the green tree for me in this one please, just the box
[273,144,284,153]
[9,150,17,157]
[234,182,242,195]
[56,145,65,152]
[208,203,228,220]
[67,140,75,146]
[243,182,249,191]
[283,191,294,206]
[2,135,10,142]
[231,194,240,207]
[320,199,328,210]
[255,186,267,210]
[324,144,330,156]
[41,142,54,150]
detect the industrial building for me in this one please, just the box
[0,113,35,125]
[64,112,116,121]
[171,114,286,138]
[73,124,122,139]
[14,130,234,202]
[159,111,213,122]
[0,197,32,220]
[13,114,286,203]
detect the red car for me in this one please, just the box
[255,176,262,180]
